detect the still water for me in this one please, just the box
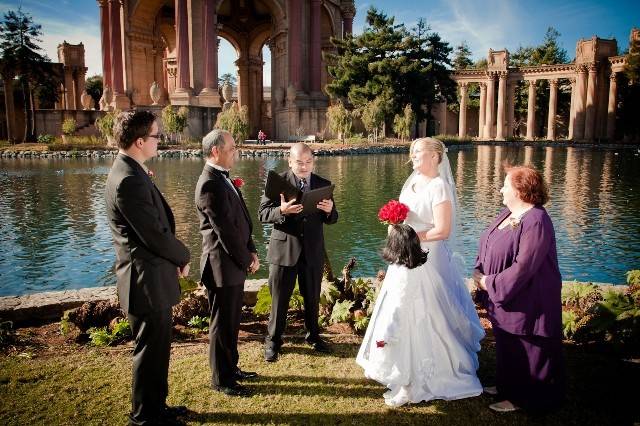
[1,145,639,296]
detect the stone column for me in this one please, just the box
[584,63,598,141]
[568,78,576,140]
[288,0,302,91]
[495,72,506,140]
[547,79,558,140]
[199,0,221,106]
[507,81,516,138]
[310,0,322,94]
[485,74,495,139]
[175,0,190,92]
[458,82,468,138]
[478,82,486,139]
[607,72,618,141]
[526,80,537,141]
[573,65,588,140]
[97,0,112,88]
[341,2,355,37]
[108,0,129,109]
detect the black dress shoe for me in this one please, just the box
[306,338,332,353]
[264,346,279,362]
[235,369,258,380]
[212,383,251,397]
[162,405,188,417]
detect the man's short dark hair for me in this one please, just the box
[382,224,428,269]
[113,110,156,150]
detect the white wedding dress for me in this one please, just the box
[356,175,485,407]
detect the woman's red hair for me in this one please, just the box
[505,165,549,205]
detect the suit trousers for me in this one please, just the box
[127,308,173,425]
[207,284,244,387]
[265,258,323,349]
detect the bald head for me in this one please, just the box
[288,143,314,179]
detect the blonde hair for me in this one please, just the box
[409,137,445,164]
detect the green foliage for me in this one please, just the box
[85,75,102,109]
[87,318,131,346]
[627,270,640,286]
[0,320,14,345]
[353,315,370,333]
[161,105,188,143]
[330,300,354,324]
[179,276,199,294]
[187,315,209,331]
[111,319,131,339]
[87,327,113,347]
[215,102,249,144]
[393,104,415,141]
[452,41,474,70]
[36,134,53,144]
[357,95,389,143]
[561,282,600,310]
[218,73,237,87]
[326,8,455,137]
[326,101,353,142]
[61,118,76,136]
[253,285,272,317]
[433,134,473,144]
[562,310,578,339]
[95,109,118,139]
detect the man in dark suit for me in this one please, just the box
[259,143,338,362]
[105,110,190,425]
[195,129,260,396]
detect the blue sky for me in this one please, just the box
[1,0,638,84]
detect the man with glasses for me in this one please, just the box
[259,142,339,362]
[105,110,190,425]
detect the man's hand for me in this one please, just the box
[248,253,260,274]
[317,198,333,214]
[279,193,303,215]
[178,263,190,278]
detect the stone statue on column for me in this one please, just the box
[149,81,162,106]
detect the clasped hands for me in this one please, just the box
[177,263,190,278]
[248,252,260,274]
[279,193,333,215]
[472,269,488,291]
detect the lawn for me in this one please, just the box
[0,330,637,425]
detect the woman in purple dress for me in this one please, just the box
[473,165,564,413]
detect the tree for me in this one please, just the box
[161,105,188,144]
[393,103,415,141]
[215,102,249,144]
[618,36,640,141]
[452,41,474,70]
[326,100,352,142]
[85,75,103,110]
[0,8,55,142]
[358,95,388,143]
[326,8,456,137]
[218,73,237,87]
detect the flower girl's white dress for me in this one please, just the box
[357,176,485,407]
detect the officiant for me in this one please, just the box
[258,142,339,362]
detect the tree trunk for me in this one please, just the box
[2,74,16,143]
[30,87,36,140]
[21,79,34,142]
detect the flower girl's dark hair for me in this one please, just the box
[382,224,428,269]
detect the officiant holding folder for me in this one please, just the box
[259,143,338,362]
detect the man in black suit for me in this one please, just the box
[259,143,338,362]
[105,110,190,425]
[195,129,260,396]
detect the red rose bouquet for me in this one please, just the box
[232,177,245,188]
[378,200,409,225]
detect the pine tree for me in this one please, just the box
[0,8,55,142]
[453,42,474,70]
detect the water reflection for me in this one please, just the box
[1,146,639,296]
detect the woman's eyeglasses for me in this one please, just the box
[146,134,163,140]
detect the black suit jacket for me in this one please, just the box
[195,164,257,288]
[259,170,338,267]
[105,154,190,315]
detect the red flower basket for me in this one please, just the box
[378,200,409,225]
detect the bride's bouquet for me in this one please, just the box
[377,200,409,225]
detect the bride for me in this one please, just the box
[356,137,485,407]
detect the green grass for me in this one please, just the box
[0,335,637,425]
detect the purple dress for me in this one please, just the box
[475,206,564,411]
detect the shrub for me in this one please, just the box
[95,110,119,141]
[187,315,209,331]
[37,134,54,144]
[162,105,189,143]
[393,104,415,142]
[61,118,77,136]
[215,102,249,144]
[253,282,305,317]
[326,101,353,142]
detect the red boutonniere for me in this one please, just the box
[378,200,409,225]
[232,177,244,188]
[147,169,155,179]
[376,340,386,348]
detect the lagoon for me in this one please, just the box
[1,145,639,296]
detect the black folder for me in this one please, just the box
[264,170,335,215]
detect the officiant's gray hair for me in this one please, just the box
[410,138,445,164]
[202,129,231,158]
